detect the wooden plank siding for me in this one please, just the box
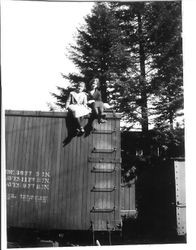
[174,159,186,235]
[5,110,121,231]
[120,179,137,218]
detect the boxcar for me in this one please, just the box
[5,110,123,232]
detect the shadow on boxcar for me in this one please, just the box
[84,114,95,137]
[63,113,94,146]
[62,113,79,146]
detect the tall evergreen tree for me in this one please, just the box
[52,2,130,107]
[109,2,157,133]
[147,1,183,130]
[110,1,183,131]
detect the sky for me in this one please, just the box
[1,0,195,115]
[2,0,94,111]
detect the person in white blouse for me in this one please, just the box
[65,82,91,134]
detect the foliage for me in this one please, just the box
[52,1,184,156]
[121,127,184,182]
[53,3,130,105]
[110,1,183,130]
[147,1,183,129]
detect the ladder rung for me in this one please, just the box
[91,186,116,192]
[88,157,121,163]
[90,207,115,213]
[92,129,116,134]
[91,167,115,173]
[92,148,116,153]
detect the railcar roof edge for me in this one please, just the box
[5,110,122,119]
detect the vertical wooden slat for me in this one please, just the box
[77,134,83,229]
[15,116,25,226]
[43,117,51,227]
[38,117,45,227]
[79,132,88,229]
[81,133,88,229]
[11,116,18,226]
[67,129,73,229]
[58,118,64,228]
[6,116,14,225]
[66,127,72,229]
[74,135,79,229]
[73,134,79,229]
[55,118,63,227]
[87,133,93,229]
[58,118,65,228]
[28,116,36,226]
[10,116,17,225]
[70,135,76,229]
[34,116,41,226]
[61,118,67,227]
[60,119,66,227]
[35,116,42,226]
[21,117,30,226]
[48,118,56,227]
[53,118,59,227]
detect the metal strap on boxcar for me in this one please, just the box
[91,166,116,173]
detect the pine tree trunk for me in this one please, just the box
[137,11,149,155]
[137,12,148,134]
[169,112,174,131]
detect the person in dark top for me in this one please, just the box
[88,78,106,124]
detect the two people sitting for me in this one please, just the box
[65,78,107,135]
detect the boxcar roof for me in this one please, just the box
[5,110,121,119]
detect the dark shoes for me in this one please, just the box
[98,114,107,124]
[80,127,85,133]
[98,119,107,124]
[76,127,85,136]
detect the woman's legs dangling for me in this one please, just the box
[93,101,106,123]
[76,117,84,133]
[69,111,84,134]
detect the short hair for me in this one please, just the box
[89,78,100,87]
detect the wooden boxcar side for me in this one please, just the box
[120,179,137,218]
[174,159,186,236]
[5,110,121,231]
